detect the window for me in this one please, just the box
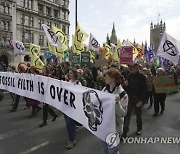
[39,35,44,45]
[0,36,9,47]
[38,19,44,29]
[0,20,10,31]
[67,26,69,35]
[54,23,59,27]
[0,3,10,14]
[30,17,33,27]
[62,0,65,6]
[21,15,34,27]
[0,20,5,30]
[21,15,24,24]
[47,21,51,27]
[38,3,43,14]
[0,5,3,13]
[0,37,6,47]
[5,21,10,31]
[24,15,29,26]
[62,10,66,20]
[46,6,51,16]
[22,31,33,43]
[29,0,32,9]
[54,9,58,18]
[62,25,66,34]
[22,0,33,9]
[4,4,10,14]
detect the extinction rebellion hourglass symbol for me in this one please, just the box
[163,40,177,56]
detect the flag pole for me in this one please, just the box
[158,11,160,24]
[75,0,78,30]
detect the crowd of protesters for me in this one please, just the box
[0,60,179,154]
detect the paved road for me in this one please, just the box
[0,92,180,154]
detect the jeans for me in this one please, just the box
[101,141,120,154]
[64,114,76,142]
[123,97,143,133]
[12,94,20,110]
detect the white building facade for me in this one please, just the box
[0,0,70,66]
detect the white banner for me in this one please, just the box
[0,72,116,142]
[157,32,180,65]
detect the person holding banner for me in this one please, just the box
[26,66,42,118]
[102,68,128,154]
[153,68,167,116]
[39,65,58,127]
[9,63,28,112]
[7,66,16,106]
[64,68,81,149]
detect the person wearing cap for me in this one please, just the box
[122,63,147,137]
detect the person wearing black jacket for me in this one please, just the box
[122,63,147,137]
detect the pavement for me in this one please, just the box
[0,92,180,154]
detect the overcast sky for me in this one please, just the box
[69,0,180,46]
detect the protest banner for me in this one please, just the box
[154,76,179,93]
[0,72,116,142]
[81,52,90,67]
[120,46,133,65]
[71,54,81,67]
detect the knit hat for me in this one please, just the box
[18,63,26,73]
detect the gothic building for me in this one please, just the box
[106,23,117,45]
[94,23,118,67]
[150,19,166,53]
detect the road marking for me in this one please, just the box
[0,116,64,141]
[20,141,49,154]
[0,125,38,141]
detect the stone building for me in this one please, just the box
[0,0,70,66]
[150,19,166,53]
[106,23,117,45]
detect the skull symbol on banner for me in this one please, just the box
[82,90,103,131]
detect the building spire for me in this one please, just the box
[110,22,117,45]
[111,22,116,36]
[133,38,136,46]
[150,22,153,29]
[106,33,110,45]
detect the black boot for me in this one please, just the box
[39,121,47,127]
[52,114,58,122]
